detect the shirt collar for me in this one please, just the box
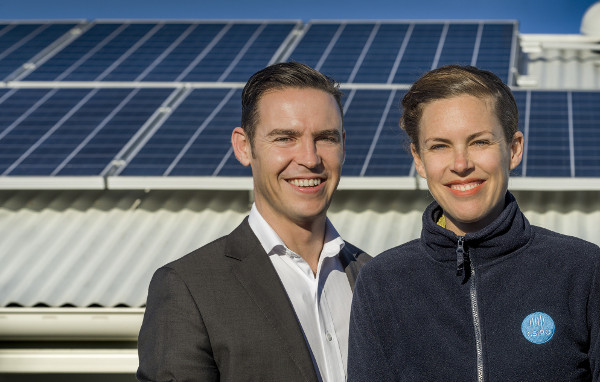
[248,203,345,258]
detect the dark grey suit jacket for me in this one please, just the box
[137,217,370,382]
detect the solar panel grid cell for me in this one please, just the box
[0,24,41,54]
[392,23,444,84]
[341,89,393,176]
[0,89,89,174]
[475,23,514,83]
[352,23,409,83]
[55,88,173,175]
[9,89,134,175]
[526,91,571,177]
[317,23,375,83]
[223,23,296,82]
[121,88,233,176]
[63,23,157,81]
[0,23,77,81]
[101,23,193,82]
[142,23,226,82]
[362,90,413,176]
[435,23,479,68]
[170,89,242,175]
[181,23,261,82]
[572,92,600,177]
[287,23,341,69]
[0,89,50,136]
[23,23,124,81]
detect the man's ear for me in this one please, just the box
[411,143,426,178]
[341,129,346,164]
[231,127,252,166]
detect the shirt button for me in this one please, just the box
[326,332,332,341]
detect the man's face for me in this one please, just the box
[233,87,345,227]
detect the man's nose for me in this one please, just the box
[296,140,321,168]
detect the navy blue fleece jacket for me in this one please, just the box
[348,193,600,381]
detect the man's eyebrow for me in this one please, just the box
[314,129,342,138]
[266,129,302,137]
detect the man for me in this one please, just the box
[137,62,370,382]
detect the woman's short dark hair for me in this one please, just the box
[400,65,519,152]
[241,62,343,147]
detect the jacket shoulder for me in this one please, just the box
[360,239,422,275]
[162,219,253,277]
[531,226,600,256]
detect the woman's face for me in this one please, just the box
[412,94,523,236]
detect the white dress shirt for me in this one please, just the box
[248,204,353,382]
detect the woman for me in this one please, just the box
[348,65,600,381]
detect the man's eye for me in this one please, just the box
[472,140,490,146]
[429,144,447,150]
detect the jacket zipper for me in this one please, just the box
[457,236,484,382]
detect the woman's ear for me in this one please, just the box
[509,131,524,170]
[411,143,426,178]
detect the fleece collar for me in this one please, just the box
[420,192,532,267]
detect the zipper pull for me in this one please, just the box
[456,236,465,276]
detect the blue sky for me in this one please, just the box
[0,0,597,34]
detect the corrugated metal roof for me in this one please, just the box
[518,34,600,89]
[1,189,599,308]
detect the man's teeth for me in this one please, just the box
[290,178,322,187]
[450,182,481,191]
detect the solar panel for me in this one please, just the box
[316,23,378,83]
[4,20,596,187]
[361,90,413,176]
[391,23,445,84]
[56,88,173,175]
[340,89,397,176]
[475,23,515,84]
[286,23,340,70]
[101,23,195,82]
[0,88,173,176]
[351,23,410,83]
[61,23,159,82]
[221,23,298,82]
[522,91,571,177]
[0,88,90,175]
[0,23,77,81]
[286,21,516,85]
[572,92,600,177]
[119,88,238,176]
[435,23,479,68]
[179,22,296,82]
[165,89,243,176]
[23,23,126,81]
[21,21,297,83]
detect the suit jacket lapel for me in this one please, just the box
[225,219,318,382]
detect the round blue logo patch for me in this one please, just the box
[521,312,555,344]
